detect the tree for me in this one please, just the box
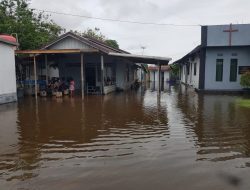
[105,39,119,49]
[0,0,63,50]
[72,27,120,49]
[240,72,250,88]
[170,63,180,76]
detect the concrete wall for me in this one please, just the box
[204,47,250,90]
[116,60,135,90]
[186,57,200,89]
[207,24,250,47]
[0,43,17,104]
[179,56,200,89]
[149,70,170,82]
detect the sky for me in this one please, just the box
[30,0,250,62]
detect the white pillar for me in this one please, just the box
[101,55,104,95]
[33,55,38,100]
[80,53,84,100]
[158,62,161,94]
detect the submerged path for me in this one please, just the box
[1,84,250,190]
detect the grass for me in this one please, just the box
[237,99,250,108]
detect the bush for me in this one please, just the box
[240,72,250,88]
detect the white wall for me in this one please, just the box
[149,70,170,82]
[49,36,92,50]
[187,57,200,89]
[204,47,250,90]
[0,43,17,103]
[207,24,250,47]
[116,61,135,90]
[179,56,200,89]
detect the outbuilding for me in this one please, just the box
[0,35,18,104]
[16,32,171,98]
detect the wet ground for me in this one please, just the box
[1,84,250,190]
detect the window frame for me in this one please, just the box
[229,59,238,82]
[216,59,223,82]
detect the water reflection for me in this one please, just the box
[1,85,250,189]
[0,91,169,184]
[177,84,250,163]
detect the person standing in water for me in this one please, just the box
[69,78,75,97]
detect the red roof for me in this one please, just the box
[0,34,18,46]
[148,65,171,71]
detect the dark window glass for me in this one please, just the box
[194,63,197,76]
[230,59,238,82]
[216,59,223,81]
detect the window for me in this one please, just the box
[230,59,238,82]
[187,64,190,75]
[216,59,223,81]
[194,63,197,76]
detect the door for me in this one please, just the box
[85,67,96,86]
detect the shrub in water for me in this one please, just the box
[240,72,250,88]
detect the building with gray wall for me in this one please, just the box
[175,24,250,92]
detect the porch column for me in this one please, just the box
[80,52,84,100]
[101,55,104,95]
[45,54,48,85]
[33,55,38,100]
[158,62,161,94]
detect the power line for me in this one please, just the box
[33,8,201,27]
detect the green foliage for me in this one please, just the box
[105,39,119,49]
[237,99,250,108]
[170,63,180,76]
[0,0,63,50]
[72,27,119,49]
[240,72,250,88]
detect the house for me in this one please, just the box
[175,24,250,92]
[16,32,171,98]
[148,65,171,83]
[0,35,18,104]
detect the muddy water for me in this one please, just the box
[1,84,250,190]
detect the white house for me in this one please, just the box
[148,65,171,82]
[0,35,18,104]
[16,32,171,97]
[175,24,250,92]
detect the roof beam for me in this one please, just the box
[15,49,98,54]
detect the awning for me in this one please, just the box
[108,52,171,65]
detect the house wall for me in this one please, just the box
[186,57,200,89]
[180,65,186,84]
[179,57,200,88]
[204,47,250,90]
[116,60,135,90]
[206,24,250,47]
[149,70,170,82]
[56,54,136,92]
[0,43,17,104]
[48,36,92,50]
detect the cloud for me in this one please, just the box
[30,0,250,61]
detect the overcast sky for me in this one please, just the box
[30,0,250,62]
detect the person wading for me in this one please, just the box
[69,78,75,97]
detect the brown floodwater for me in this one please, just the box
[1,84,250,190]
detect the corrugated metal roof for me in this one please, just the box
[108,52,171,64]
[148,65,171,71]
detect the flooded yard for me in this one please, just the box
[1,84,250,190]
